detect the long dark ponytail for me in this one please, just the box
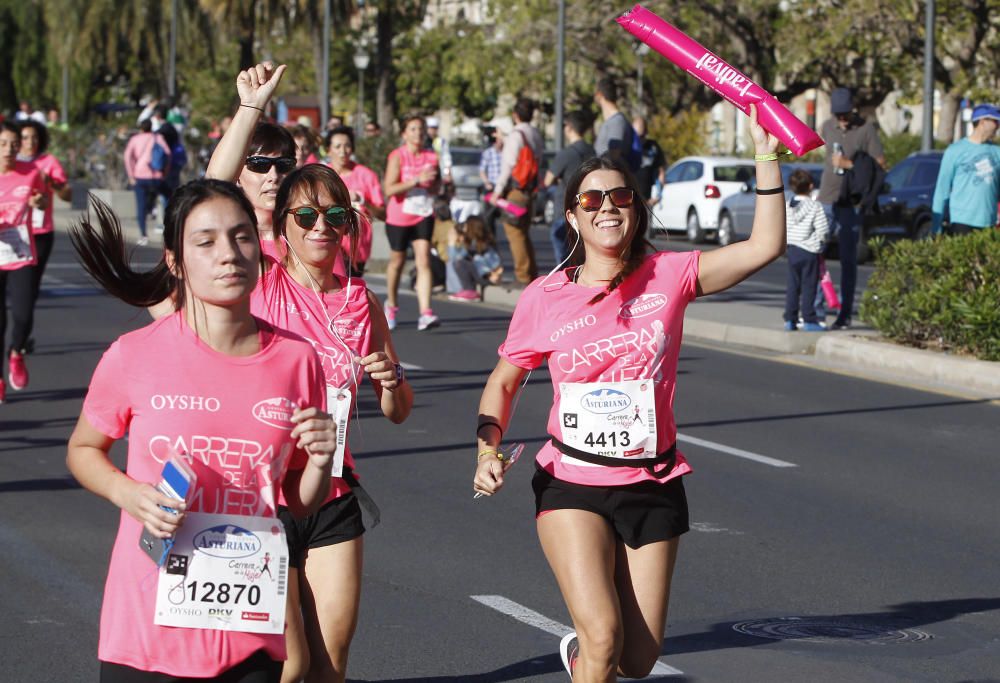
[563,155,654,304]
[70,179,260,308]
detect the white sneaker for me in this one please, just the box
[417,313,440,331]
[559,632,578,679]
[385,303,398,331]
[136,236,149,246]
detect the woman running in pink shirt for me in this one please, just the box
[473,106,785,681]
[67,179,338,681]
[207,62,413,683]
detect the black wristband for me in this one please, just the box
[477,421,503,439]
[755,185,785,196]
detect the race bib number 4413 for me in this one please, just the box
[154,512,288,634]
[559,379,657,462]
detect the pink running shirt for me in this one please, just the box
[498,251,700,487]
[83,313,325,677]
[18,154,67,234]
[334,163,383,272]
[385,146,438,227]
[0,164,44,270]
[251,256,373,502]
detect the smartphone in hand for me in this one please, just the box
[139,456,196,566]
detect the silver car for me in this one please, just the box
[715,162,823,245]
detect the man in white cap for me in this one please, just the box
[932,103,1000,235]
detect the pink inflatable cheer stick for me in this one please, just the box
[616,4,823,156]
[484,193,528,218]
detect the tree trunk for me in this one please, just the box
[936,90,960,143]
[312,22,324,116]
[375,0,395,131]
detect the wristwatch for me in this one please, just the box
[392,362,406,385]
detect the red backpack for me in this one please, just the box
[510,130,539,191]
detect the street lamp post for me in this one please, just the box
[321,0,331,129]
[353,46,370,138]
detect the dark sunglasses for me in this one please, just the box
[245,155,296,174]
[575,187,636,212]
[285,206,350,229]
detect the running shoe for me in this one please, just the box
[385,303,398,331]
[448,289,479,302]
[8,352,28,391]
[137,236,149,246]
[831,317,852,330]
[417,312,440,331]
[801,322,827,332]
[783,320,797,331]
[559,631,579,679]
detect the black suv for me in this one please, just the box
[859,151,942,261]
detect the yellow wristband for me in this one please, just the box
[477,449,499,460]
[754,151,793,162]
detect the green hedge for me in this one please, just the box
[860,230,1000,361]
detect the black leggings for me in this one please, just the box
[0,265,35,358]
[30,232,55,305]
[100,650,281,683]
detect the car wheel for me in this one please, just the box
[686,210,705,243]
[914,218,932,241]
[717,212,734,246]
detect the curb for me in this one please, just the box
[815,335,1000,399]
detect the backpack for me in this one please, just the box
[149,139,168,172]
[510,130,539,191]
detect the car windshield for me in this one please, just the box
[714,165,753,182]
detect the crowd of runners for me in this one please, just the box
[2,60,788,682]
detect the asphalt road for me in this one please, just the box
[2,237,997,682]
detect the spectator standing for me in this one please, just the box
[152,104,185,209]
[364,121,381,138]
[290,123,320,167]
[633,116,666,202]
[817,87,885,329]
[783,169,829,331]
[931,103,1000,235]
[122,119,170,245]
[594,77,636,168]
[14,101,32,122]
[479,127,503,234]
[543,111,595,264]
[490,99,544,284]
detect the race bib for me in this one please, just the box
[558,379,657,465]
[401,188,433,217]
[327,385,352,478]
[0,206,36,271]
[154,512,288,634]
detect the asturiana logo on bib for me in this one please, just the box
[194,525,262,559]
[619,293,667,320]
[581,388,631,414]
[252,397,297,430]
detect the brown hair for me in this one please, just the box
[273,164,362,268]
[789,169,814,195]
[564,156,653,305]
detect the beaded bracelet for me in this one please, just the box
[477,449,500,460]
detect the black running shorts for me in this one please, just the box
[532,465,689,549]
[279,493,365,568]
[385,216,434,252]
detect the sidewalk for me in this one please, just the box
[53,200,1000,401]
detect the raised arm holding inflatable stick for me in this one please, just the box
[616,4,823,157]
[473,104,785,681]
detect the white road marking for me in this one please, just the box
[676,433,797,468]
[471,595,683,676]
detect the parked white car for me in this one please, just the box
[651,156,755,243]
